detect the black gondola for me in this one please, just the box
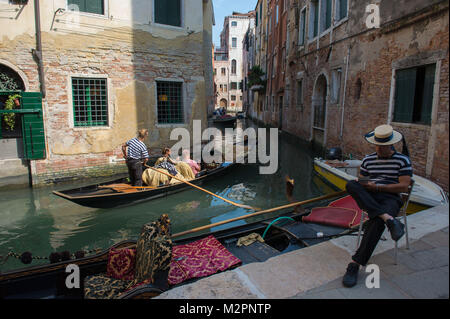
[52,160,240,209]
[0,190,354,300]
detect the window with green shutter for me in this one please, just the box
[68,0,104,15]
[72,78,108,127]
[154,0,182,27]
[393,64,435,125]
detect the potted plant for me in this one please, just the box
[3,94,21,131]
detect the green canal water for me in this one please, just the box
[0,121,336,272]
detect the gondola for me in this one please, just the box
[212,115,237,125]
[52,160,241,209]
[0,188,357,300]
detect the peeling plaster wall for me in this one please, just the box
[0,0,211,185]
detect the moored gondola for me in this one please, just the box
[0,188,362,300]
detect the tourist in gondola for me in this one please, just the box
[342,124,413,288]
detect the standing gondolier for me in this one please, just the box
[122,129,150,186]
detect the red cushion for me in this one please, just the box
[329,195,363,214]
[106,247,136,281]
[302,207,367,228]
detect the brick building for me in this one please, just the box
[250,0,449,192]
[0,0,214,187]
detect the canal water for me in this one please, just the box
[0,119,335,272]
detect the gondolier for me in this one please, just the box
[342,124,413,288]
[122,129,150,186]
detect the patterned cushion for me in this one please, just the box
[106,247,136,281]
[84,274,131,299]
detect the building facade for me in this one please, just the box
[0,0,214,187]
[215,11,255,112]
[253,0,449,191]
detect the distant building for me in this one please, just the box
[214,11,255,112]
[0,0,214,187]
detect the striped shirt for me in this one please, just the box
[126,138,149,160]
[360,152,413,185]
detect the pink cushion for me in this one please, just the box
[106,247,136,281]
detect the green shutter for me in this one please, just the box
[420,64,436,125]
[155,0,181,27]
[325,0,332,29]
[68,0,86,12]
[394,68,416,123]
[85,0,104,15]
[340,0,348,20]
[314,2,319,37]
[21,92,46,160]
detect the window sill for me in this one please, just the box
[66,11,109,20]
[155,123,188,129]
[152,22,185,32]
[390,122,431,130]
[334,17,349,28]
[73,126,111,130]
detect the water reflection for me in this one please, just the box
[0,119,324,272]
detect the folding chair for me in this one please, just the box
[355,179,415,265]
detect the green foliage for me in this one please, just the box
[247,65,266,91]
[4,94,21,131]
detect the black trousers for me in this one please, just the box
[346,180,403,266]
[126,159,143,186]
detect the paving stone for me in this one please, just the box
[336,279,410,299]
[370,253,416,277]
[420,230,449,248]
[389,268,449,299]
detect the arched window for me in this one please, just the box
[231,60,237,75]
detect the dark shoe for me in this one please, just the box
[342,262,359,288]
[386,218,405,241]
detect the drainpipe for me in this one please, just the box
[340,45,351,140]
[33,0,46,98]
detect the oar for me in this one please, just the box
[172,190,347,238]
[144,164,257,210]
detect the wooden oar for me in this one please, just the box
[172,190,347,239]
[144,164,257,210]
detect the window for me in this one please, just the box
[231,95,236,101]
[219,84,223,93]
[331,68,342,103]
[393,64,435,125]
[231,60,237,74]
[154,0,181,27]
[335,0,348,22]
[72,77,108,127]
[68,0,104,15]
[221,68,226,75]
[231,82,238,90]
[276,5,279,24]
[232,37,237,48]
[156,81,184,124]
[299,8,306,46]
[297,80,303,108]
[320,0,332,33]
[309,0,319,39]
[272,95,275,112]
[272,55,277,78]
[231,21,237,27]
[280,95,284,109]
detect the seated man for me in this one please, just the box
[342,124,412,288]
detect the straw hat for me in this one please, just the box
[364,124,403,145]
